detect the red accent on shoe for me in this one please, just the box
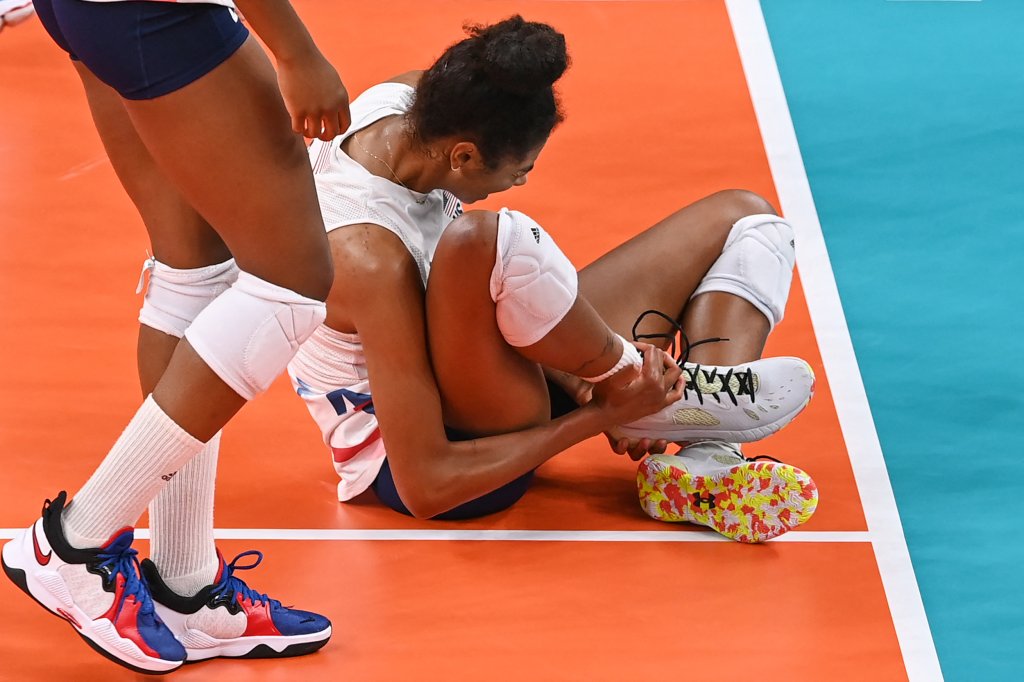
[32,524,51,566]
[57,608,82,630]
[99,574,161,659]
[238,594,282,637]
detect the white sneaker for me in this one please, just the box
[637,442,818,543]
[142,549,332,661]
[1,492,186,674]
[613,356,815,443]
[0,0,35,31]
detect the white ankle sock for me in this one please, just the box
[148,432,221,597]
[62,395,205,549]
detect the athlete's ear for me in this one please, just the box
[449,141,480,171]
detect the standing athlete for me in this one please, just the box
[4,0,349,673]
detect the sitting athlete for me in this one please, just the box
[288,16,819,542]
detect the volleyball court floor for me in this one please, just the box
[0,1,939,679]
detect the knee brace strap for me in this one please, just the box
[489,209,578,348]
[692,214,796,329]
[137,257,239,338]
[185,271,327,400]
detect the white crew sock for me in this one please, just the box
[148,432,221,597]
[62,395,205,550]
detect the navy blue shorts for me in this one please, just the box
[33,0,249,100]
[371,380,580,520]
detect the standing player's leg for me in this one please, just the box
[2,1,331,672]
[579,189,818,542]
[74,61,230,601]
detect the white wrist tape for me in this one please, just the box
[185,271,327,400]
[581,334,643,383]
[489,208,578,347]
[691,214,796,330]
[137,257,239,338]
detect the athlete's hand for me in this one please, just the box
[604,433,670,461]
[589,343,682,430]
[277,52,350,142]
[543,367,594,407]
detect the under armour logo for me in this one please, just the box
[693,492,715,509]
[530,226,541,243]
[161,471,177,482]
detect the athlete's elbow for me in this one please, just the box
[398,487,451,520]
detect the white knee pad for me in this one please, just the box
[136,257,239,338]
[185,271,327,400]
[489,208,578,347]
[691,214,796,329]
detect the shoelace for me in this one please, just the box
[95,544,158,617]
[631,309,755,406]
[743,453,783,464]
[211,551,280,608]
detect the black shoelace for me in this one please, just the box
[631,309,756,406]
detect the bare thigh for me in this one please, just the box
[120,36,332,300]
[580,189,775,363]
[73,63,232,395]
[73,63,230,270]
[426,214,551,436]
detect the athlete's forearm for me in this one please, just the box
[391,404,612,519]
[233,0,321,64]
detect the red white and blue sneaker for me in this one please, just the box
[142,549,332,661]
[1,492,186,674]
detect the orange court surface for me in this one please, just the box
[0,1,932,680]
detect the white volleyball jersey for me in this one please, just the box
[289,82,463,502]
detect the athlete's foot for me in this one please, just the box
[637,442,818,543]
[142,549,332,662]
[612,356,815,443]
[1,492,186,674]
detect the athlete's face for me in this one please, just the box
[448,143,545,204]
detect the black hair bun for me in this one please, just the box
[471,16,569,95]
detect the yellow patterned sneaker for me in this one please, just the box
[637,442,818,543]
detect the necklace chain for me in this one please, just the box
[352,129,429,205]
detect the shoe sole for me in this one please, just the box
[2,533,182,675]
[637,455,818,543]
[180,628,332,662]
[616,360,815,443]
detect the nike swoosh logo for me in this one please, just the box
[32,524,52,566]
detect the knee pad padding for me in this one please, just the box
[692,214,796,329]
[185,271,327,400]
[489,209,578,348]
[137,258,239,338]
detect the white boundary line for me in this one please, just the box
[724,1,942,679]
[0,528,871,543]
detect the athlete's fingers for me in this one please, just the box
[627,439,651,460]
[317,113,339,141]
[649,439,669,455]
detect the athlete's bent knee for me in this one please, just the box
[713,189,778,219]
[137,257,239,337]
[184,270,328,400]
[692,213,796,329]
[490,209,578,347]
